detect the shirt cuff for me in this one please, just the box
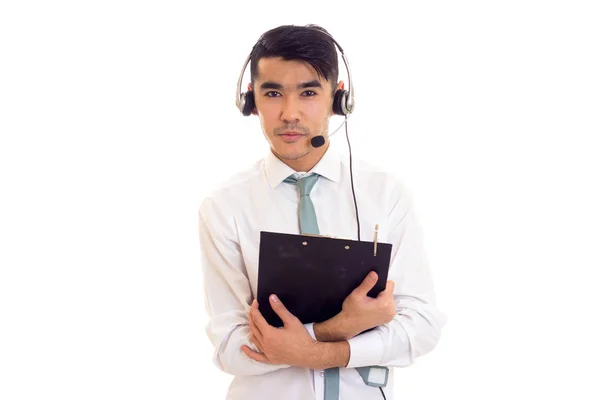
[345,328,385,368]
[304,323,316,340]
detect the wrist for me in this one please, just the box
[336,311,362,340]
[314,312,356,342]
[309,340,350,370]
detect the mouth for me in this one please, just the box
[278,131,305,141]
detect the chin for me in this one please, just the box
[273,146,310,161]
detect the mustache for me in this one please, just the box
[274,125,310,135]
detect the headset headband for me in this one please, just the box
[235,28,355,116]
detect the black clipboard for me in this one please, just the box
[257,230,393,328]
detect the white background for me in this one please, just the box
[1,1,599,399]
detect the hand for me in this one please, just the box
[339,272,396,338]
[314,272,396,342]
[241,295,319,368]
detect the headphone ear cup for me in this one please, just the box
[241,91,255,116]
[332,89,348,116]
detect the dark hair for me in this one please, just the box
[249,24,339,94]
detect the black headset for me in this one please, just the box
[235,29,355,117]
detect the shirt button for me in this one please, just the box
[320,371,324,377]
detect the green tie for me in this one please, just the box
[284,173,339,399]
[284,173,389,398]
[284,173,320,235]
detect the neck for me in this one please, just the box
[274,141,329,172]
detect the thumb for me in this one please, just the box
[353,271,378,297]
[269,295,297,326]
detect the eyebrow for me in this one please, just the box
[259,80,323,91]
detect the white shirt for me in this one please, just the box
[198,145,446,400]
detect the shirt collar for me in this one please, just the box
[265,144,342,189]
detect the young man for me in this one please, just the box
[198,24,446,400]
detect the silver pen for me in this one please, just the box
[374,224,379,256]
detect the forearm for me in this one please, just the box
[307,340,350,370]
[346,297,445,368]
[210,321,291,376]
[311,303,443,369]
[313,312,357,342]
[304,320,352,370]
[200,200,289,376]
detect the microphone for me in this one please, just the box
[310,117,348,148]
[311,136,325,148]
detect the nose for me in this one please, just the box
[280,96,301,124]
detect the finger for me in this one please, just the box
[353,271,379,297]
[249,311,263,342]
[386,280,396,293]
[251,298,273,332]
[269,294,298,326]
[241,345,270,363]
[377,281,396,299]
[249,333,264,353]
[248,301,255,329]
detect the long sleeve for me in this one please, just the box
[346,183,447,369]
[198,196,291,376]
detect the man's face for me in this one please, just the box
[251,57,341,170]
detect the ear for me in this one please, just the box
[337,80,345,91]
[247,82,252,91]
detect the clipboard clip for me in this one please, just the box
[300,233,352,240]
[300,233,333,238]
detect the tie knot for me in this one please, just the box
[284,173,319,196]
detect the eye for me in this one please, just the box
[302,90,317,97]
[265,91,281,97]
